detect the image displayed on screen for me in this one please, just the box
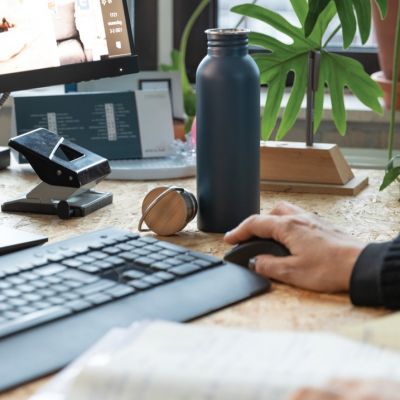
[0,0,132,76]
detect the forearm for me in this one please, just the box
[350,236,400,309]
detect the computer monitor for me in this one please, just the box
[0,0,138,93]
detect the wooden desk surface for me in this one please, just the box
[0,167,398,399]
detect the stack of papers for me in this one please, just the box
[31,319,400,400]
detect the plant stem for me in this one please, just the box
[388,2,400,160]
[179,0,210,93]
[322,24,341,48]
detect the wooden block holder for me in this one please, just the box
[260,141,369,196]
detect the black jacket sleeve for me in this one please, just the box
[350,235,400,309]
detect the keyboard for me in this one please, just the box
[0,228,269,391]
[108,157,196,180]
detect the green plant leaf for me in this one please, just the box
[304,0,330,37]
[317,53,383,135]
[231,4,319,47]
[375,0,388,19]
[352,0,371,45]
[335,0,357,48]
[305,0,388,47]
[290,0,308,26]
[380,166,400,191]
[233,2,383,140]
[160,50,181,72]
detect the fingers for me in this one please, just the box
[224,215,281,244]
[270,201,306,217]
[252,254,297,285]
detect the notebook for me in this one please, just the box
[0,227,47,255]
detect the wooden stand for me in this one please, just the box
[260,141,369,196]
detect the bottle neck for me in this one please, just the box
[207,45,248,57]
[206,29,249,57]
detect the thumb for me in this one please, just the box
[251,254,297,285]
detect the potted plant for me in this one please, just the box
[300,0,400,191]
[232,0,384,141]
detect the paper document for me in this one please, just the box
[340,312,400,351]
[31,321,400,400]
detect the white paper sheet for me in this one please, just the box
[32,321,400,400]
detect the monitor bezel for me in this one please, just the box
[0,0,139,93]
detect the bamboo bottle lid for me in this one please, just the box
[139,186,197,236]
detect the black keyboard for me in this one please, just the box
[0,228,269,391]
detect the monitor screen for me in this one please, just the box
[0,0,138,92]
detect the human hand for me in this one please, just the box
[289,380,400,400]
[224,202,366,293]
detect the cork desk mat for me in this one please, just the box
[0,167,398,400]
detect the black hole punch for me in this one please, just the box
[54,144,84,162]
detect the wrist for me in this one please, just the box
[337,242,367,291]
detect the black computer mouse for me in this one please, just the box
[224,238,290,268]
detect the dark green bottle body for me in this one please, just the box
[196,29,260,233]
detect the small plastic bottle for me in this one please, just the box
[196,28,260,233]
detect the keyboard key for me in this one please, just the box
[92,261,113,270]
[59,269,98,284]
[177,255,195,262]
[18,284,35,293]
[154,272,175,282]
[0,281,11,289]
[17,306,37,315]
[87,251,108,260]
[75,255,96,264]
[6,276,26,285]
[23,293,43,302]
[160,249,179,257]
[104,256,125,267]
[35,264,66,276]
[157,241,186,253]
[64,280,83,289]
[20,272,39,281]
[101,239,118,246]
[139,237,157,244]
[47,254,65,263]
[103,247,120,255]
[106,285,135,298]
[85,293,112,305]
[52,284,69,293]
[142,275,163,285]
[116,243,133,252]
[193,260,213,268]
[0,304,12,312]
[66,300,92,312]
[9,298,28,307]
[47,297,66,306]
[190,252,223,266]
[88,242,104,250]
[78,265,101,274]
[127,280,151,290]
[62,259,83,268]
[120,252,137,262]
[32,301,52,310]
[169,263,201,276]
[76,280,116,296]
[150,261,172,271]
[3,265,21,275]
[0,307,71,339]
[133,249,151,257]
[3,311,22,320]
[3,289,21,298]
[127,240,145,248]
[148,253,166,261]
[44,276,63,284]
[135,257,154,267]
[61,292,80,301]
[164,259,183,267]
[124,233,140,240]
[37,289,56,297]
[143,245,162,252]
[122,270,145,280]
[31,280,50,289]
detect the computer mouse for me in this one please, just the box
[224,238,290,268]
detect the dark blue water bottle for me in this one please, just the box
[196,29,260,233]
